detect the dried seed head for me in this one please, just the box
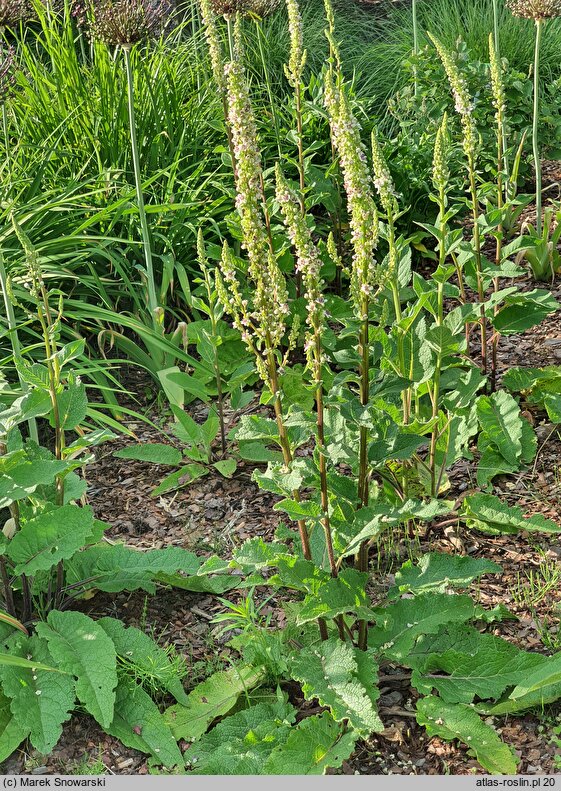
[0,0,31,26]
[78,0,173,46]
[0,44,16,101]
[507,0,561,19]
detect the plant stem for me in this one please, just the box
[468,160,487,376]
[204,267,227,455]
[256,20,282,160]
[533,19,543,236]
[492,0,500,60]
[412,0,418,96]
[124,46,159,324]
[491,75,505,393]
[356,295,370,651]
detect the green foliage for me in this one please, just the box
[388,553,501,599]
[463,493,561,535]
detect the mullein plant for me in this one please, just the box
[275,164,345,642]
[429,33,488,376]
[249,0,283,160]
[77,0,172,345]
[506,0,561,235]
[213,50,315,580]
[323,59,378,651]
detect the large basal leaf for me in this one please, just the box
[509,652,561,700]
[36,611,117,728]
[0,635,75,755]
[476,390,523,466]
[491,289,559,335]
[296,568,374,624]
[186,699,296,774]
[7,505,94,575]
[478,682,561,715]
[263,712,358,775]
[165,664,266,742]
[0,691,29,763]
[98,618,189,706]
[463,493,561,535]
[290,638,382,736]
[65,544,202,594]
[104,677,183,769]
[113,443,183,466]
[388,553,501,599]
[368,593,476,661]
[410,627,546,703]
[416,696,518,774]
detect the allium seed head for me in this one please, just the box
[0,0,31,26]
[507,0,561,19]
[80,0,173,46]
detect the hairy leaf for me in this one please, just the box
[165,664,266,742]
[388,553,501,599]
[510,652,561,700]
[263,713,358,775]
[416,696,518,774]
[463,494,561,535]
[113,444,183,466]
[476,391,523,466]
[105,677,183,768]
[0,635,74,754]
[0,691,29,763]
[290,639,382,735]
[297,569,374,623]
[36,611,117,728]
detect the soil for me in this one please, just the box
[6,191,561,777]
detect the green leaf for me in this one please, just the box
[165,664,266,742]
[409,626,546,703]
[388,553,501,599]
[0,635,75,754]
[113,443,183,466]
[36,611,117,728]
[0,457,70,508]
[170,406,205,448]
[274,499,323,522]
[290,639,382,735]
[66,544,202,594]
[98,618,188,705]
[368,593,476,661]
[7,505,94,575]
[53,380,88,430]
[151,463,208,496]
[186,699,296,774]
[510,652,561,700]
[0,691,29,763]
[297,568,374,623]
[463,493,561,535]
[492,290,559,335]
[476,391,523,465]
[104,677,183,769]
[213,459,237,478]
[416,696,518,774]
[263,713,358,775]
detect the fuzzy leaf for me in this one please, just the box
[0,691,29,763]
[290,639,382,735]
[165,664,266,742]
[0,635,74,754]
[368,593,476,661]
[7,505,94,575]
[263,713,358,775]
[297,568,374,623]
[510,652,561,700]
[186,699,296,774]
[388,553,501,599]
[463,493,561,535]
[213,459,237,478]
[36,611,117,728]
[416,696,518,774]
[53,380,88,430]
[476,391,523,465]
[105,676,183,768]
[113,443,183,466]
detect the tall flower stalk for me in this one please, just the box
[507,0,561,234]
[429,114,449,496]
[285,0,306,214]
[324,68,378,651]
[489,32,506,391]
[276,164,345,641]
[412,0,418,95]
[430,33,487,375]
[215,55,315,589]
